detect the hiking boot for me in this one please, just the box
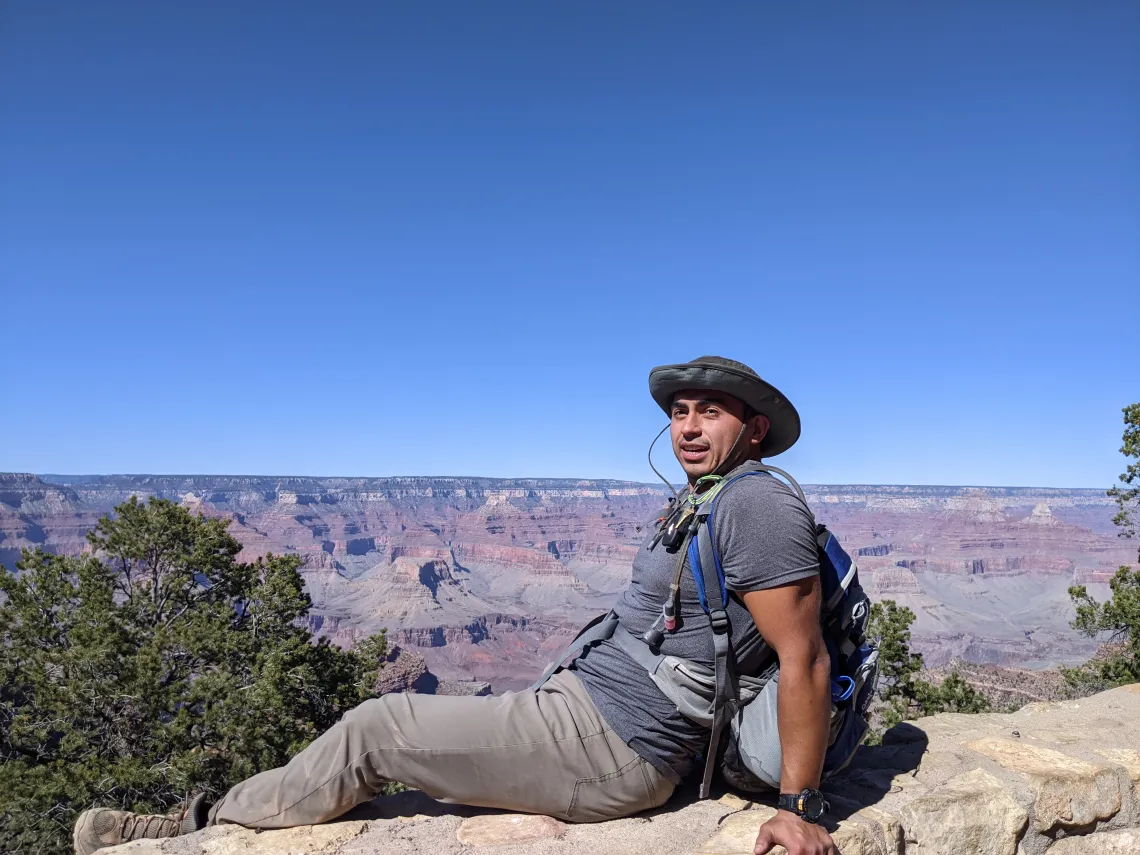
[73,792,209,855]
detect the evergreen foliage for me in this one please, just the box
[866,599,990,740]
[0,497,388,855]
[1064,403,1140,692]
[1107,403,1139,542]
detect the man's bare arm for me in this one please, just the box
[741,578,837,855]
[741,576,831,791]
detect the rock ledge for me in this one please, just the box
[103,685,1140,855]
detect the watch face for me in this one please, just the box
[802,792,825,820]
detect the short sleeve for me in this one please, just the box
[713,474,820,592]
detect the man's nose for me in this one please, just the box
[680,412,702,436]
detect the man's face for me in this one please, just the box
[669,389,769,483]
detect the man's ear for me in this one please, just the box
[750,414,771,446]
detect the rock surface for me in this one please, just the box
[1047,829,1140,854]
[100,685,1140,855]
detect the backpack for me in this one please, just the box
[532,465,879,798]
[687,466,879,795]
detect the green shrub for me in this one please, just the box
[1064,403,1140,693]
[866,600,990,742]
[0,497,387,855]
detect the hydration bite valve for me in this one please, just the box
[662,601,677,632]
[643,627,665,648]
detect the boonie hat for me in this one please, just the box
[648,356,801,457]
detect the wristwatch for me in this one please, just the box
[777,788,829,824]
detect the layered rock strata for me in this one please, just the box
[100,684,1140,855]
[2,473,1133,687]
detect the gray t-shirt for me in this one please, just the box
[573,462,820,783]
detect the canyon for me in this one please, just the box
[1,472,1133,691]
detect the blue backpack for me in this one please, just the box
[686,466,879,795]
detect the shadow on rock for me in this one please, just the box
[818,723,929,827]
[658,722,931,833]
[341,788,485,821]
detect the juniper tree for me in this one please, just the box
[1063,403,1140,693]
[1107,403,1140,543]
[866,599,990,739]
[0,497,387,855]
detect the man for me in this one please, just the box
[75,356,839,855]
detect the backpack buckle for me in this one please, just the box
[709,609,729,634]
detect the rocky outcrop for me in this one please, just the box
[100,685,1140,855]
[368,644,492,696]
[434,679,492,697]
[373,644,435,694]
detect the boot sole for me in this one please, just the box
[181,792,209,835]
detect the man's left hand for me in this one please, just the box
[753,810,839,855]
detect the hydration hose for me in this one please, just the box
[642,415,761,648]
[647,424,679,499]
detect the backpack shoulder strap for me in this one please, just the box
[688,466,812,798]
[687,469,771,611]
[696,467,814,590]
[689,501,734,798]
[530,610,619,690]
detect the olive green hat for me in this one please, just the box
[648,356,801,457]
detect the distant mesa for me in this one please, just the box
[1025,501,1060,525]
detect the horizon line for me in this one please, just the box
[17,471,1114,494]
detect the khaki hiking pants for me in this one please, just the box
[209,669,674,827]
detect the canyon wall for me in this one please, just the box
[1,472,1133,689]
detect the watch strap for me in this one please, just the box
[777,792,801,814]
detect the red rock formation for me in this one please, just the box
[4,473,1133,689]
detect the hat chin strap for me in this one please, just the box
[709,420,755,480]
[647,420,757,497]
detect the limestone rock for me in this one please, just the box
[693,807,897,855]
[826,819,895,855]
[94,686,1140,855]
[850,804,903,854]
[714,792,753,812]
[103,821,369,854]
[965,737,1122,831]
[899,768,1028,855]
[455,814,565,845]
[1048,829,1140,854]
[694,808,778,854]
[1096,747,1140,782]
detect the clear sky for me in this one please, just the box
[1,2,1137,488]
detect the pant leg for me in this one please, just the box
[209,670,674,828]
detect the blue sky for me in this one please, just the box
[1,2,1136,488]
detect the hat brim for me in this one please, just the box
[648,362,801,457]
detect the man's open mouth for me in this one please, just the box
[680,445,709,462]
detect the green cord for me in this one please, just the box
[688,474,727,507]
